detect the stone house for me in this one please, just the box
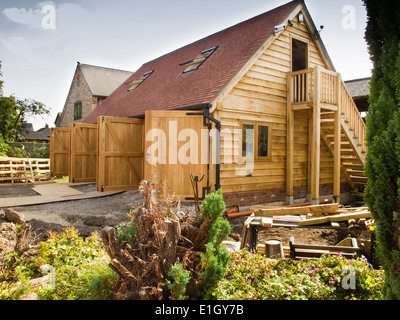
[55,62,133,127]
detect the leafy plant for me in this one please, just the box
[166,263,190,300]
[213,250,384,300]
[36,227,116,300]
[198,189,231,299]
[116,209,137,250]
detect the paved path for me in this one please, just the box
[0,182,122,208]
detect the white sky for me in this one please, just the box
[0,0,372,130]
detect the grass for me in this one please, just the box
[52,176,69,183]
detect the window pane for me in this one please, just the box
[258,125,269,157]
[74,102,82,120]
[242,124,254,157]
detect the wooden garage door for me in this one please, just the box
[97,116,144,192]
[144,110,208,201]
[69,123,97,183]
[49,127,70,177]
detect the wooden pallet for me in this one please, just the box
[0,157,50,183]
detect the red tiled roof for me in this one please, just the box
[83,0,300,124]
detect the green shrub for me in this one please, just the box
[198,189,231,299]
[166,263,190,300]
[213,250,384,300]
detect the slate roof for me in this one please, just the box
[20,122,51,141]
[79,64,133,97]
[83,0,301,124]
[344,77,371,98]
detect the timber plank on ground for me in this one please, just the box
[252,203,339,217]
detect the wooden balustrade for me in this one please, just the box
[340,81,367,153]
[288,66,366,153]
[289,68,313,104]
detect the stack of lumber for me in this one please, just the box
[0,157,51,184]
[225,199,332,219]
[251,202,371,226]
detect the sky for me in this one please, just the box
[0,0,372,131]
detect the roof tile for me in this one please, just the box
[83,0,300,123]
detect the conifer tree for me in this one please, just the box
[363,0,400,299]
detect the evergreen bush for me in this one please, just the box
[363,0,400,299]
[198,189,231,299]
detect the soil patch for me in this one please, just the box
[227,215,371,249]
[0,184,39,198]
[0,183,370,249]
[0,183,142,242]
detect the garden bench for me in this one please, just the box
[289,237,364,260]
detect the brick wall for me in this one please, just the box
[223,182,351,208]
[56,66,97,128]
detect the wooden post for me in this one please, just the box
[333,73,341,203]
[311,66,320,205]
[264,240,284,259]
[307,109,313,202]
[286,72,294,204]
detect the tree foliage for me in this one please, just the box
[0,61,49,143]
[363,0,400,299]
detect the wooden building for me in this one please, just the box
[52,0,367,206]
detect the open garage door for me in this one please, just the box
[144,110,209,201]
[50,127,70,177]
[97,116,144,192]
[69,123,98,183]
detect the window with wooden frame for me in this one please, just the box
[180,46,218,73]
[125,70,153,92]
[74,101,82,120]
[241,122,271,160]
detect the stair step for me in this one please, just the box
[350,175,368,181]
[343,163,364,169]
[347,170,365,176]
[354,181,367,186]
[341,149,356,155]
[330,141,351,146]
[341,157,362,163]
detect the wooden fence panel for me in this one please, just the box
[69,123,98,183]
[144,110,208,201]
[50,127,70,177]
[97,116,144,192]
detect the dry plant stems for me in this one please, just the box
[101,180,210,300]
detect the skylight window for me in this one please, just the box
[180,46,218,73]
[125,70,153,92]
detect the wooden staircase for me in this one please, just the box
[320,111,367,190]
[287,66,367,203]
